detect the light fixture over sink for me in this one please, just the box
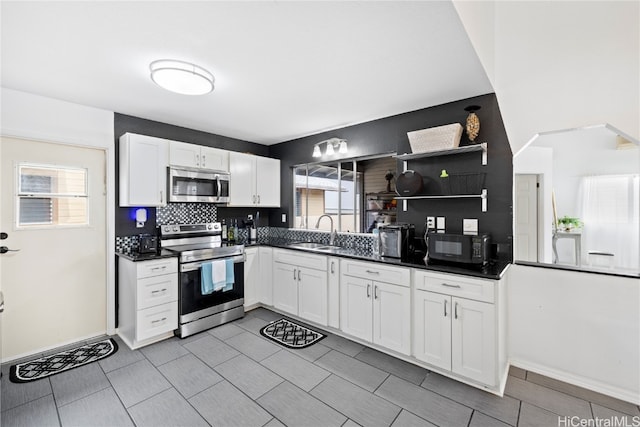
[312,138,348,157]
[150,59,215,95]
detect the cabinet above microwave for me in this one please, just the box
[169,141,229,172]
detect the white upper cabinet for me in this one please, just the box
[229,152,280,207]
[119,133,169,207]
[169,141,229,172]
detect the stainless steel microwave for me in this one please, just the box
[168,167,230,203]
[427,232,490,265]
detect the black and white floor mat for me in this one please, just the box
[9,338,118,383]
[260,318,326,349]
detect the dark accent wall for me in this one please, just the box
[268,93,513,260]
[114,113,274,236]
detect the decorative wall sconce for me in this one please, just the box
[312,138,348,158]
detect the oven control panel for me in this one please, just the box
[160,223,221,236]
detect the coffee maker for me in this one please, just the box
[378,224,414,261]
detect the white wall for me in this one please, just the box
[454,1,640,155]
[0,88,116,358]
[508,265,640,404]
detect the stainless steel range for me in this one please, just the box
[160,223,245,338]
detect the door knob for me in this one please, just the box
[0,232,7,240]
[0,246,20,254]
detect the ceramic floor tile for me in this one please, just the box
[468,411,511,427]
[1,394,59,427]
[315,349,389,392]
[235,316,271,335]
[263,417,285,427]
[311,374,401,427]
[261,350,330,392]
[420,371,520,425]
[508,366,527,380]
[225,331,281,361]
[208,322,246,341]
[106,359,171,408]
[189,380,273,427]
[343,420,363,427]
[157,354,224,399]
[391,410,437,427]
[50,362,111,407]
[246,307,282,322]
[375,375,472,427]
[1,371,52,412]
[98,336,145,373]
[214,354,283,399]
[257,381,346,427]
[140,337,189,366]
[355,347,429,385]
[287,342,332,362]
[518,402,562,427]
[505,376,592,418]
[128,387,208,427]
[57,387,134,427]
[321,333,365,357]
[591,403,639,425]
[526,372,640,416]
[182,335,240,368]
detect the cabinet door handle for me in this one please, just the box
[441,283,461,288]
[454,302,459,319]
[293,269,296,280]
[257,195,260,204]
[195,154,200,167]
[365,270,380,275]
[202,154,206,167]
[444,299,448,317]
[252,195,256,204]
[160,190,164,204]
[330,261,335,274]
[366,284,371,298]
[374,285,379,299]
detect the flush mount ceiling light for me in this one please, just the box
[149,60,214,95]
[312,138,348,158]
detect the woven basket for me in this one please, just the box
[444,172,486,195]
[407,123,463,153]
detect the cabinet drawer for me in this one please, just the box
[136,274,178,310]
[341,259,410,287]
[414,270,495,303]
[273,249,326,270]
[136,258,178,279]
[136,302,178,342]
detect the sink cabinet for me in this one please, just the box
[340,259,411,355]
[272,249,327,325]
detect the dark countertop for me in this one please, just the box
[258,239,510,280]
[116,249,178,262]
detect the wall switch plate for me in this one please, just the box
[436,216,445,230]
[463,218,479,235]
[426,216,435,229]
[247,214,253,220]
[281,213,287,223]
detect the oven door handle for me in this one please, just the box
[181,254,245,272]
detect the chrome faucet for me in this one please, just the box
[315,214,338,246]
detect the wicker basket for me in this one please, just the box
[407,123,463,153]
[443,172,486,195]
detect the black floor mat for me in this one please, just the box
[260,318,326,349]
[9,338,118,383]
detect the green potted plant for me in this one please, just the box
[557,215,582,231]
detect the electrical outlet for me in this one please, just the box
[281,213,287,223]
[426,216,435,228]
[247,214,253,220]
[463,218,478,235]
[437,216,445,230]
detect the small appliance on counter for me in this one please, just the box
[378,224,415,261]
[137,233,158,254]
[426,232,490,266]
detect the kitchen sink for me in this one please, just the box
[286,242,353,255]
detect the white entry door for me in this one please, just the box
[0,137,107,360]
[514,174,539,262]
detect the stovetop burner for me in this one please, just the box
[160,222,244,263]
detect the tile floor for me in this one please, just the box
[2,307,639,427]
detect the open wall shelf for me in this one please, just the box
[396,142,487,165]
[396,189,488,212]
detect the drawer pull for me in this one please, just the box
[150,266,167,271]
[151,288,167,294]
[441,283,461,288]
[151,317,167,324]
[365,270,380,275]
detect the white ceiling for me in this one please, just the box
[1,1,493,145]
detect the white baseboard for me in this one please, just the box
[1,331,111,364]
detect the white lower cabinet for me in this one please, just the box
[259,247,273,306]
[244,247,260,308]
[413,270,501,387]
[272,249,327,326]
[340,259,411,355]
[327,256,340,329]
[118,256,178,349]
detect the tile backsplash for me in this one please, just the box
[156,203,217,225]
